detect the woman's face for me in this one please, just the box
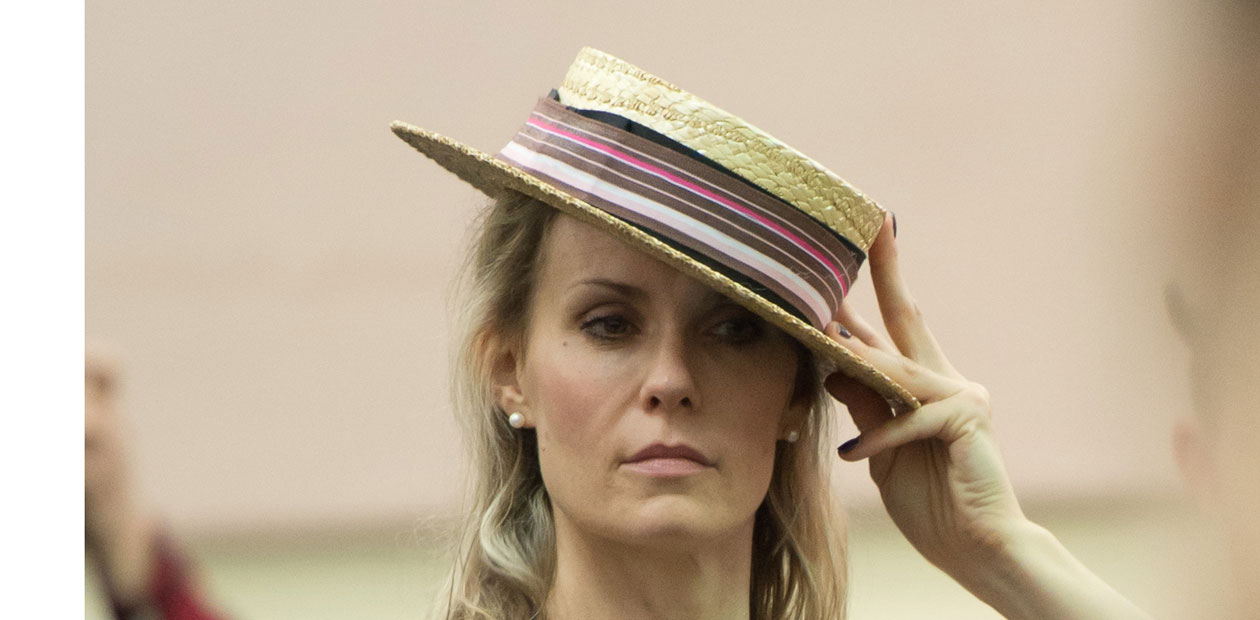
[499,214,807,548]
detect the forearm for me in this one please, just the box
[952,519,1152,620]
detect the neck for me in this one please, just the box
[545,512,754,620]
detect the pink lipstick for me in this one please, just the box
[623,443,714,478]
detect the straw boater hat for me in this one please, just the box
[391,47,919,412]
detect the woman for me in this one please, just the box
[393,48,1150,619]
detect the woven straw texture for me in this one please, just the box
[557,47,886,252]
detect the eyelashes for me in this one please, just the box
[709,313,765,344]
[580,314,637,342]
[578,308,766,346]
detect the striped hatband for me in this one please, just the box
[497,96,865,331]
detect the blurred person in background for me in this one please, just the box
[1168,116,1260,620]
[86,346,226,620]
[1165,1,1260,618]
[1170,206,1260,619]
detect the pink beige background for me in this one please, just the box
[89,0,1217,544]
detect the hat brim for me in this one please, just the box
[391,120,920,413]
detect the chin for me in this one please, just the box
[608,496,747,548]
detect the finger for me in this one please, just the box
[837,384,990,461]
[835,300,898,355]
[824,371,893,434]
[825,321,962,403]
[868,213,960,377]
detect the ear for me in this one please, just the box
[1172,416,1217,508]
[778,385,812,441]
[488,333,531,427]
[778,349,818,440]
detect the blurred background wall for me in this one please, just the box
[87,0,1239,617]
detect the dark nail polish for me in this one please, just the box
[891,212,898,238]
[838,325,852,339]
[838,436,860,454]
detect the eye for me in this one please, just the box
[580,314,637,342]
[709,310,765,345]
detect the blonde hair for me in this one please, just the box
[435,191,848,619]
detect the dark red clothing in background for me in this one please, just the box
[106,532,226,620]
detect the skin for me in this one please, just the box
[1211,271,1260,616]
[1207,331,1260,620]
[1169,6,1260,613]
[1174,293,1260,619]
[829,215,1149,619]
[494,214,807,620]
[85,348,157,607]
[495,213,1152,619]
[1171,207,1260,620]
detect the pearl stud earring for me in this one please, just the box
[785,430,799,443]
[508,411,525,429]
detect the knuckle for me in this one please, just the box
[959,382,992,413]
[969,381,991,402]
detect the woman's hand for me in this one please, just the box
[825,214,1151,619]
[825,212,1023,576]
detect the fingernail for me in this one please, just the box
[891,212,898,238]
[826,321,852,339]
[838,436,860,455]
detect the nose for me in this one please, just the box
[639,331,699,413]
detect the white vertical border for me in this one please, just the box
[1,1,84,617]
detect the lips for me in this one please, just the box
[625,443,713,467]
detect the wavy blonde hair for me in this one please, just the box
[434,191,848,619]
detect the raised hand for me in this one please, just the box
[825,212,1025,577]
[824,214,1152,619]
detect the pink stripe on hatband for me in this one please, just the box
[525,117,850,296]
[499,141,834,325]
[533,108,859,291]
[517,121,843,312]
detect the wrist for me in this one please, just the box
[953,518,1151,620]
[927,516,1037,608]
[952,518,1056,617]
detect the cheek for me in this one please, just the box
[524,338,626,467]
[715,352,798,434]
[529,339,604,422]
[736,404,788,467]
[522,337,644,530]
[706,355,800,488]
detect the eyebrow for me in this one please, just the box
[569,278,728,306]
[570,278,648,300]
